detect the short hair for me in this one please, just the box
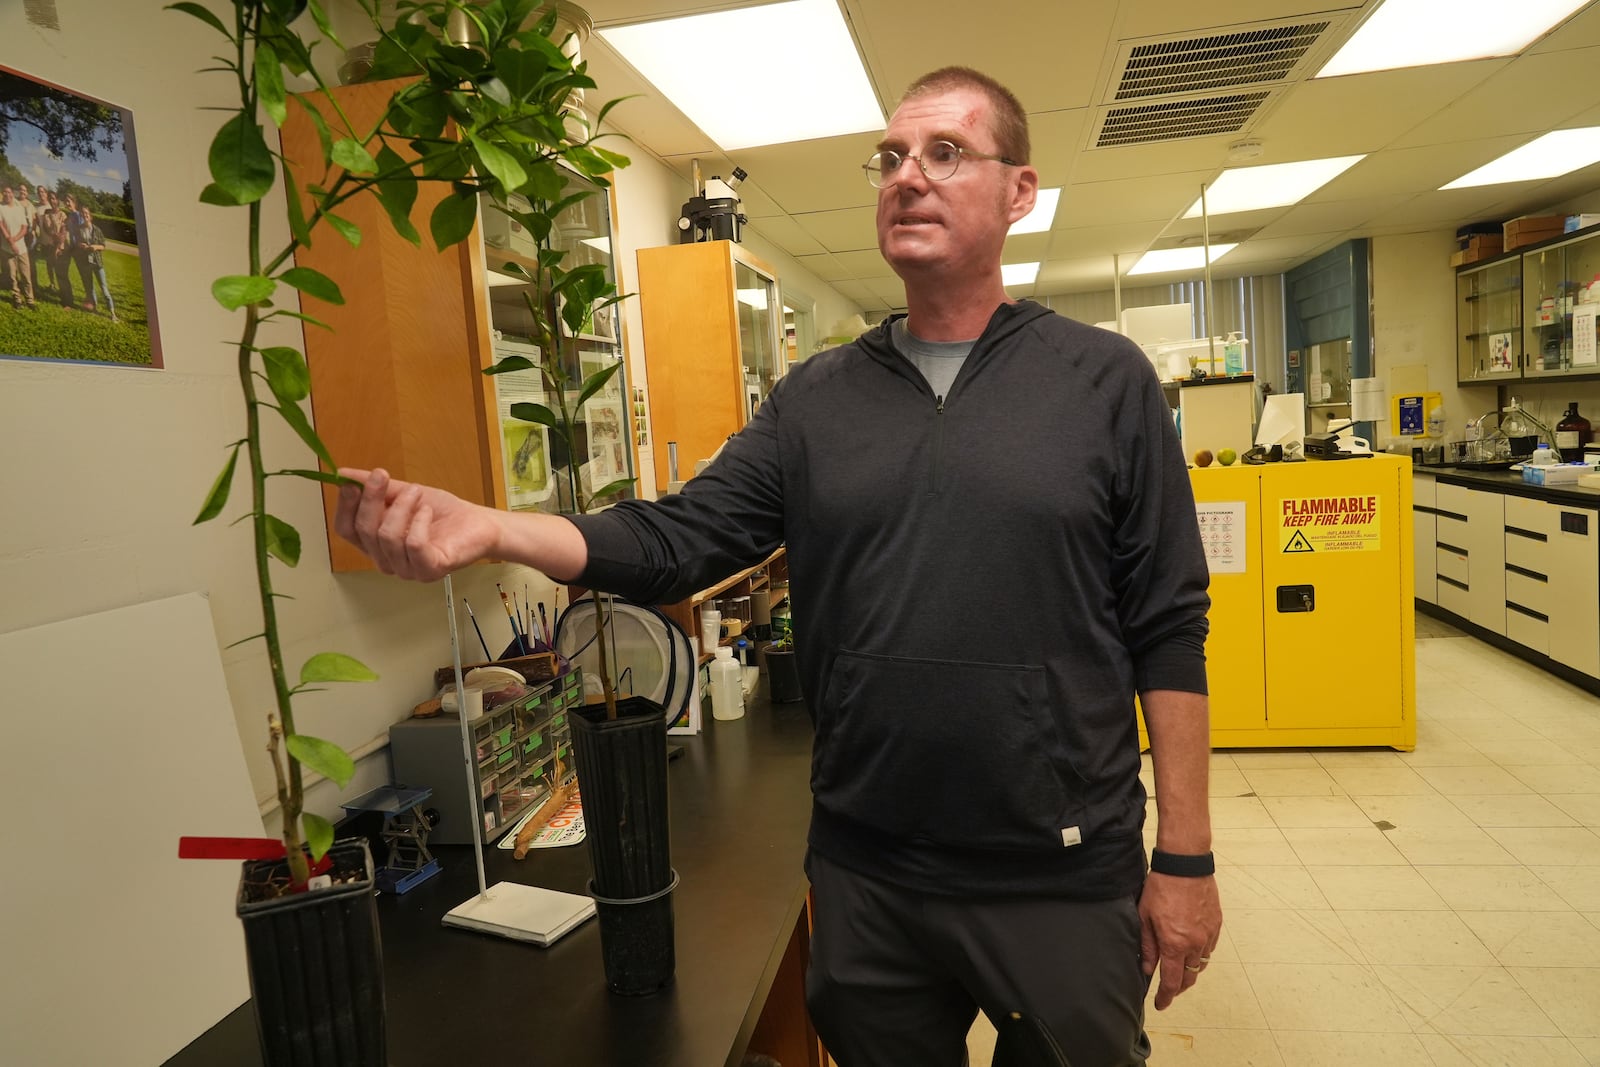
[900,67,1030,165]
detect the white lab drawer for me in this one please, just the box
[1436,482,1472,516]
[1504,569,1549,616]
[1437,577,1471,618]
[1436,515,1470,550]
[1503,495,1552,534]
[1505,529,1549,573]
[1506,608,1550,655]
[1436,546,1470,585]
[1412,474,1436,509]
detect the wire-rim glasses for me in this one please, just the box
[862,140,1021,188]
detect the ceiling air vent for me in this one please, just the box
[1114,22,1331,101]
[1096,91,1269,149]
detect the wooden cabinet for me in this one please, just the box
[635,241,784,489]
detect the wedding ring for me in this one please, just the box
[1184,964,1202,973]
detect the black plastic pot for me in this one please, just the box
[762,645,803,704]
[235,839,385,1067]
[588,870,680,996]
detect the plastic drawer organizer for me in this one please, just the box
[389,668,580,845]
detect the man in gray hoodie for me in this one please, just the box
[337,66,1219,1067]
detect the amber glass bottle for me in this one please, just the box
[1555,401,1592,462]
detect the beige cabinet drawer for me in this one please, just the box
[1503,494,1552,534]
[1505,529,1550,573]
[1506,608,1550,655]
[1504,569,1549,616]
[1436,515,1470,550]
[1436,546,1470,585]
[1437,577,1472,618]
[1413,474,1437,509]
[1436,482,1472,516]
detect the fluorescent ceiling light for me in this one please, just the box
[1009,188,1060,236]
[1441,127,1600,188]
[581,236,611,255]
[1127,245,1238,277]
[1317,0,1589,77]
[1001,262,1040,287]
[1183,156,1364,218]
[736,288,768,310]
[486,269,526,287]
[600,0,882,151]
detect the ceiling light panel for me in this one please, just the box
[1127,245,1238,276]
[1009,188,1060,236]
[1183,155,1365,217]
[1001,262,1041,287]
[1317,0,1590,77]
[599,0,883,152]
[1441,126,1600,188]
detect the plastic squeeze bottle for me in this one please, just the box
[710,646,745,721]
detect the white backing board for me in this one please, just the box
[0,593,263,1064]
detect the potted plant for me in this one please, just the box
[173,0,632,1057]
[761,630,804,705]
[484,177,681,996]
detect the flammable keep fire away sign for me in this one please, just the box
[1278,494,1381,553]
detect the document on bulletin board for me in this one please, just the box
[1196,501,1246,574]
[1574,305,1598,367]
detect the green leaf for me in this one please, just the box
[265,308,333,332]
[255,40,287,127]
[520,161,563,201]
[484,354,536,375]
[302,811,335,863]
[576,359,624,409]
[468,134,526,193]
[300,652,380,684]
[476,75,511,108]
[305,0,341,49]
[199,182,241,206]
[429,190,478,251]
[208,112,275,205]
[289,94,333,162]
[261,346,310,402]
[166,2,230,38]
[287,734,355,786]
[193,444,241,524]
[264,513,302,567]
[491,46,548,100]
[509,401,559,428]
[212,274,277,310]
[590,146,630,172]
[281,178,312,248]
[274,398,335,468]
[325,213,361,247]
[331,137,378,176]
[374,145,420,244]
[279,266,345,305]
[275,468,357,486]
[584,477,635,505]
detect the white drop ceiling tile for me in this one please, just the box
[721,133,883,215]
[589,0,755,24]
[1311,139,1531,201]
[849,0,1115,115]
[1028,109,1092,187]
[1001,232,1051,262]
[795,253,850,283]
[1253,196,1411,239]
[1110,0,1360,41]
[1250,65,1496,160]
[831,248,892,279]
[1071,137,1229,185]
[1045,220,1169,260]
[583,39,719,158]
[1387,51,1592,150]
[1035,254,1119,292]
[1234,232,1347,263]
[830,278,883,307]
[1159,207,1282,243]
[792,206,879,254]
[1360,189,1524,232]
[1057,171,1216,227]
[743,214,826,257]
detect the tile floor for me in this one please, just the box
[966,610,1600,1066]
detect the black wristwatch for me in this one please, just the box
[1149,848,1215,877]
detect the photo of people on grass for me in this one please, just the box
[0,65,159,368]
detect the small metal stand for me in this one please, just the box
[340,784,443,895]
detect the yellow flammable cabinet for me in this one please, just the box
[1143,453,1416,750]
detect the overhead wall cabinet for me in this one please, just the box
[635,241,784,489]
[1456,223,1600,386]
[281,79,636,572]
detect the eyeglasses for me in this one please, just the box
[863,140,1020,188]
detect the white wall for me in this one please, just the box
[0,1,862,834]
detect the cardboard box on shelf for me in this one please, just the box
[1504,214,1567,250]
[1449,234,1504,267]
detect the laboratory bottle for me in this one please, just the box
[1529,441,1561,466]
[710,647,745,721]
[700,608,721,652]
[1555,402,1592,462]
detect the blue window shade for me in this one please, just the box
[1286,238,1371,385]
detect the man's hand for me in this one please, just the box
[1139,871,1222,1010]
[334,468,501,581]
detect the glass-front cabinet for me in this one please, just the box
[733,258,783,418]
[1457,257,1523,382]
[1522,228,1600,378]
[478,170,637,516]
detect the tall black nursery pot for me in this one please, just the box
[236,838,385,1067]
[570,695,677,995]
[761,643,804,704]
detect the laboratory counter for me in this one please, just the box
[165,695,823,1067]
[1414,464,1600,507]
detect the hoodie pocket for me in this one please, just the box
[813,649,1085,850]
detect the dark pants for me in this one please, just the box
[805,852,1151,1067]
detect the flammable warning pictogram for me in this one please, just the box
[1283,530,1314,553]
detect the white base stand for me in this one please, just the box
[442,881,595,946]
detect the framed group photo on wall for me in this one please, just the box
[0,64,161,368]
